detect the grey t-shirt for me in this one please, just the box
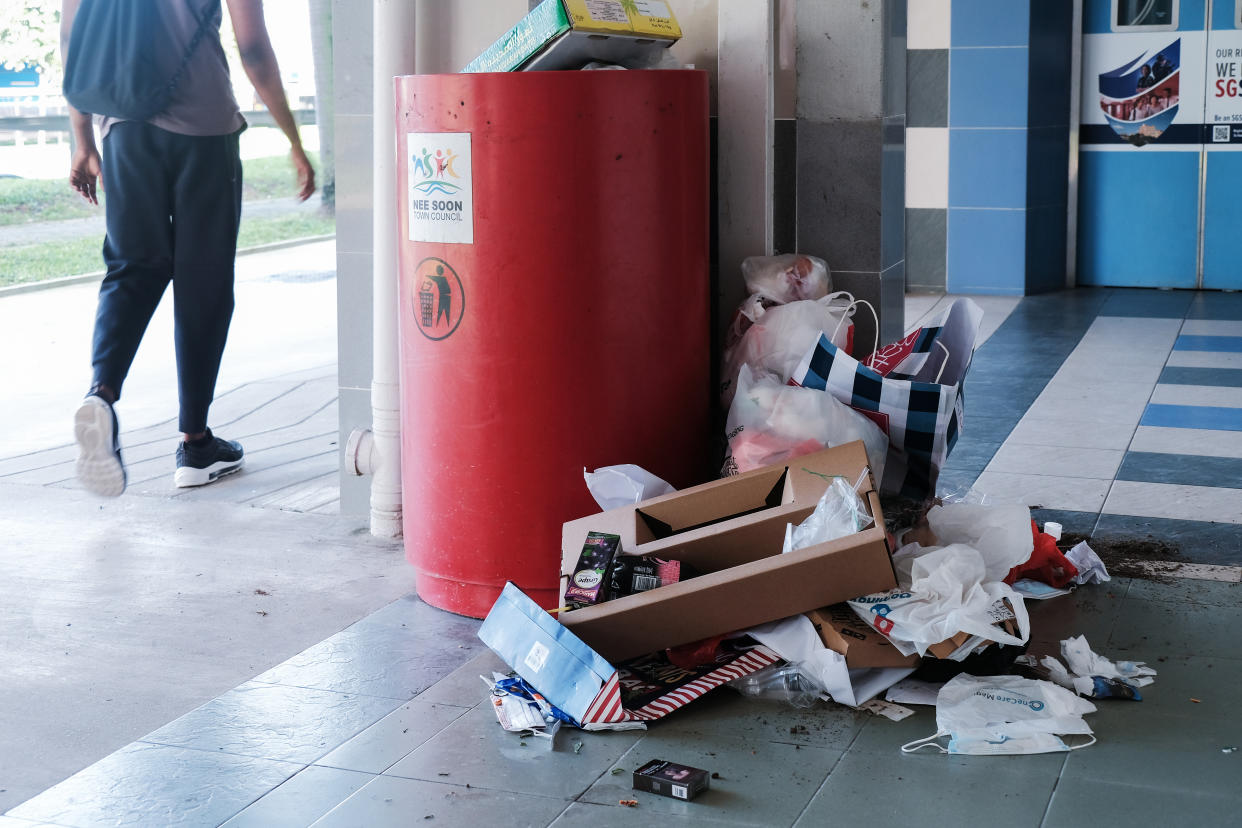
[98,0,246,138]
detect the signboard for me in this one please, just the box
[406,132,474,244]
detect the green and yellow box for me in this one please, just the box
[462,0,682,74]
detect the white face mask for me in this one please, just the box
[947,731,1081,755]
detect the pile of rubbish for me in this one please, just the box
[475,253,1154,761]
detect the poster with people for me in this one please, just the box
[1098,38,1181,145]
[1081,30,1206,147]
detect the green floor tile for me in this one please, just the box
[1043,777,1239,827]
[796,750,1060,828]
[1108,597,1242,660]
[1063,704,1242,796]
[580,730,842,826]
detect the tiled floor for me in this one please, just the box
[6,288,1242,827]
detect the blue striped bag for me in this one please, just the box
[792,299,983,500]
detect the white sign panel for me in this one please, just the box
[1207,32,1242,128]
[407,132,474,244]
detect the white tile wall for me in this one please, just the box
[905,127,950,208]
[907,0,952,50]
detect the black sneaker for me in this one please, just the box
[74,394,127,497]
[174,430,244,487]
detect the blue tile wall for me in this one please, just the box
[949,129,1028,208]
[949,47,1031,128]
[947,207,1028,294]
[1027,3,1074,129]
[1025,204,1068,293]
[951,0,1031,47]
[1026,126,1069,209]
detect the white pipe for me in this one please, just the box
[369,0,415,538]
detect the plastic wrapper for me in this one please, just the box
[782,474,874,553]
[728,662,825,708]
[925,502,1035,583]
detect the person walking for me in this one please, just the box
[62,0,315,496]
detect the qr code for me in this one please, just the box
[1214,125,1230,143]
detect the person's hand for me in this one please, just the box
[291,146,316,202]
[70,146,102,205]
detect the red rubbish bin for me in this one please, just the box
[395,70,711,618]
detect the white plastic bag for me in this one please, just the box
[902,674,1097,755]
[741,254,830,303]
[721,293,857,408]
[1061,635,1156,687]
[925,502,1035,583]
[583,464,675,510]
[848,544,1031,659]
[723,365,888,481]
[782,474,874,553]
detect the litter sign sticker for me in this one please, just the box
[411,257,465,341]
[407,132,474,244]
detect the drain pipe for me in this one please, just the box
[366,0,416,538]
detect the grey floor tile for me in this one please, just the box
[795,750,1060,828]
[1159,365,1242,387]
[1125,577,1241,608]
[314,698,470,773]
[253,600,482,699]
[220,765,375,827]
[1113,654,1242,722]
[413,649,509,707]
[310,775,569,827]
[1107,596,1242,660]
[644,688,870,752]
[384,703,644,801]
[1024,581,1131,649]
[0,818,57,827]
[1043,776,1239,827]
[580,730,842,826]
[1062,704,1242,796]
[5,742,301,828]
[142,681,405,764]
[551,801,738,826]
[1116,451,1242,489]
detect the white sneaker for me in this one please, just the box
[74,395,127,497]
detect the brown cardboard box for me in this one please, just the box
[558,442,897,662]
[806,604,920,669]
[925,600,1020,659]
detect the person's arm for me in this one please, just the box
[61,0,102,205]
[226,0,315,201]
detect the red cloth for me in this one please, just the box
[1004,520,1079,588]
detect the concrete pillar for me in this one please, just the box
[794,0,906,349]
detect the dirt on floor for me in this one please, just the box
[1060,533,1186,583]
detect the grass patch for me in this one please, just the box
[0,211,335,288]
[0,151,321,227]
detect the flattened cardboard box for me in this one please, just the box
[806,604,920,669]
[558,442,898,662]
[462,0,681,73]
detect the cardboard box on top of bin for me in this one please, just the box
[556,441,898,663]
[462,0,681,74]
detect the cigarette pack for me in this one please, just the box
[632,759,710,801]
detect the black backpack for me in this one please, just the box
[62,0,220,121]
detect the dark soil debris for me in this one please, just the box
[1060,533,1186,583]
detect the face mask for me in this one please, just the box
[947,731,1085,755]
